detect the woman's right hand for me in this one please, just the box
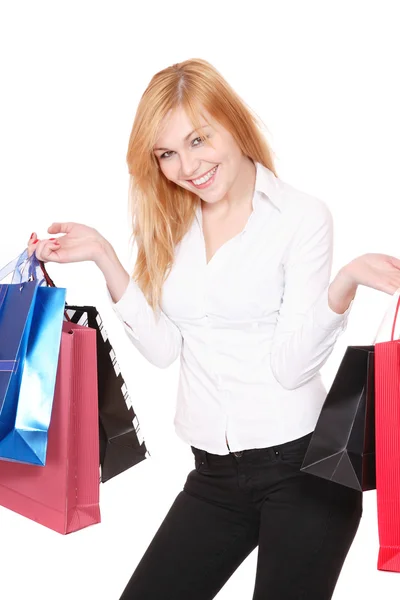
[27,222,108,265]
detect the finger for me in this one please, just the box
[47,222,73,234]
[27,232,37,246]
[29,239,44,260]
[27,236,39,258]
[42,240,61,255]
[389,279,400,293]
[41,244,63,263]
[389,256,400,270]
[31,239,59,262]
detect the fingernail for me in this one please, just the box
[30,232,35,239]
[33,239,39,244]
[49,238,56,240]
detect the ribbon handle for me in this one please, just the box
[0,250,71,322]
[0,249,46,286]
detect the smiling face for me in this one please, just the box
[153,105,249,207]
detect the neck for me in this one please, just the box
[202,157,256,217]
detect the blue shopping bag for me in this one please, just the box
[0,249,66,465]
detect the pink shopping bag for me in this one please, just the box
[0,320,100,534]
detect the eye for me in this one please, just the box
[193,134,210,147]
[160,150,174,160]
[159,135,209,160]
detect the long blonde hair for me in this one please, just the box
[126,58,277,319]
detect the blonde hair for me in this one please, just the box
[126,58,277,319]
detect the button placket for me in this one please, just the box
[222,388,231,451]
[235,451,250,491]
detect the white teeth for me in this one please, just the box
[192,166,217,186]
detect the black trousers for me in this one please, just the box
[119,432,362,599]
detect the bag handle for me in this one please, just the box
[0,250,71,322]
[38,260,56,287]
[391,296,400,342]
[37,260,71,322]
[373,288,400,343]
[0,249,45,286]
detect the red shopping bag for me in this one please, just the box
[375,293,400,571]
[0,320,100,534]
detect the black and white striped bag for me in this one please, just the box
[66,305,150,483]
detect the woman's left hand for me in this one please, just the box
[341,253,400,295]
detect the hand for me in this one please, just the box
[27,222,108,265]
[341,253,400,295]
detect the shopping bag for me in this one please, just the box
[35,258,149,482]
[65,305,149,483]
[0,319,100,534]
[374,289,400,572]
[0,250,66,465]
[300,344,375,491]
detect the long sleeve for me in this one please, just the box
[270,197,353,390]
[107,278,183,368]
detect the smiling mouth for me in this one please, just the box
[188,165,218,187]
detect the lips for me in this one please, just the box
[189,166,216,182]
[188,165,218,188]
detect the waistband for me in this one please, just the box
[191,431,313,464]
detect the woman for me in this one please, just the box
[28,58,400,599]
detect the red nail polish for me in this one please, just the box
[33,239,39,244]
[49,238,55,240]
[30,232,35,239]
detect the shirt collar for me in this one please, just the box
[254,161,282,213]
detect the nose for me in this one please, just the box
[179,152,200,180]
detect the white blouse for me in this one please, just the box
[108,162,353,455]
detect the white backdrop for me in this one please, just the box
[0,1,399,598]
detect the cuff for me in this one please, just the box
[105,278,140,323]
[313,285,354,331]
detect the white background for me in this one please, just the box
[0,1,399,598]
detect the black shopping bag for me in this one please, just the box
[300,345,375,491]
[66,305,150,483]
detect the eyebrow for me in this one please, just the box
[153,123,210,152]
